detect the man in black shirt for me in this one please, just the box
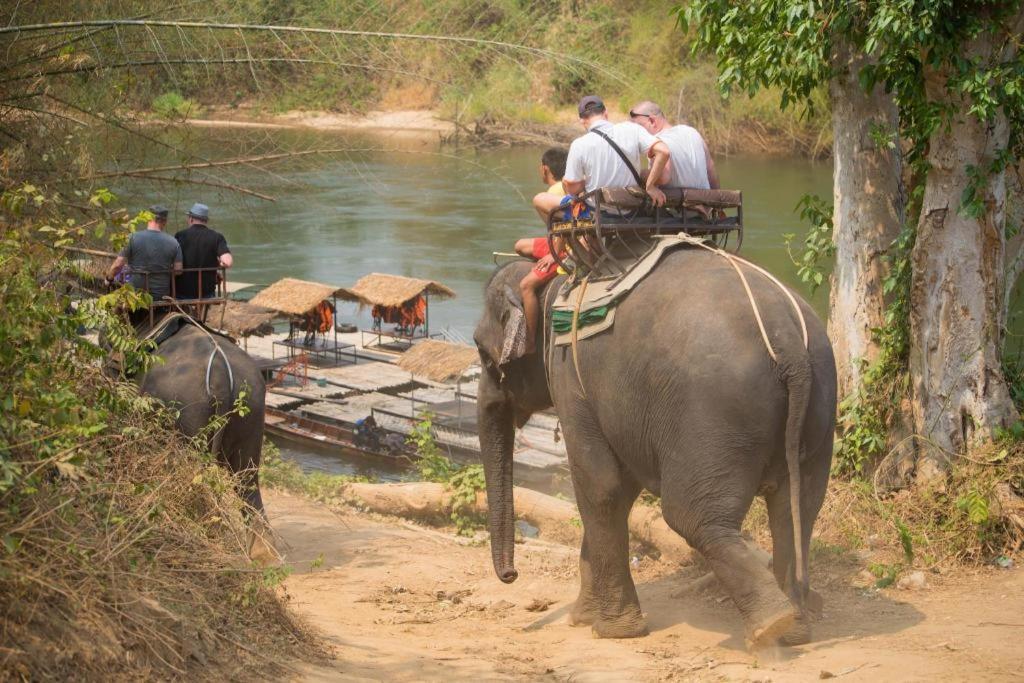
[174,202,233,302]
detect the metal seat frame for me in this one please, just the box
[545,186,743,283]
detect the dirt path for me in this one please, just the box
[265,490,1024,681]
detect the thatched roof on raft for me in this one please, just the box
[339,273,455,308]
[396,340,479,383]
[213,300,278,338]
[248,277,350,316]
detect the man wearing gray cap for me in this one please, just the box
[174,203,233,309]
[106,205,183,324]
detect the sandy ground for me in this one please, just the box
[188,108,456,136]
[264,489,1024,682]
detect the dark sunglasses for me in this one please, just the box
[629,111,654,120]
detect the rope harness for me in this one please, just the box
[559,234,810,395]
[164,303,236,399]
[677,234,809,361]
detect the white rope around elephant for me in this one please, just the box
[673,233,809,362]
[164,299,236,398]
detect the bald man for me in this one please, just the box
[628,101,719,190]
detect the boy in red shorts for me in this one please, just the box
[513,148,569,355]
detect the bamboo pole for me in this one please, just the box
[0,20,630,88]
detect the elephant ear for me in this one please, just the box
[474,284,528,370]
[497,285,528,366]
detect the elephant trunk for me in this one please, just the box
[477,371,518,584]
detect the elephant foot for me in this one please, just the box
[590,609,648,639]
[777,615,812,646]
[746,604,798,649]
[569,601,598,627]
[804,588,824,618]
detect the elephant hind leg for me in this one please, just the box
[765,461,829,644]
[221,417,266,517]
[661,486,796,647]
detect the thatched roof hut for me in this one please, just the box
[340,273,455,308]
[248,277,351,316]
[214,300,278,338]
[396,339,479,383]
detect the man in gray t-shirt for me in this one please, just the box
[106,205,183,301]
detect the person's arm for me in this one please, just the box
[562,141,586,196]
[647,147,672,185]
[216,234,232,268]
[106,238,131,280]
[703,140,720,189]
[173,243,183,275]
[645,140,670,206]
[562,178,585,196]
[106,255,127,281]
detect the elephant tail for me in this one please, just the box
[783,353,812,598]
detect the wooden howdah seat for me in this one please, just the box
[546,186,743,282]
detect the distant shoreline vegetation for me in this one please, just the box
[93,0,831,157]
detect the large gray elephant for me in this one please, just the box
[473,249,837,646]
[139,323,266,515]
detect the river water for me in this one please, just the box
[109,126,835,482]
[112,127,833,337]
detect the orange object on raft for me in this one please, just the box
[372,295,426,329]
[316,300,334,333]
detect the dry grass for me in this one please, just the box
[215,300,279,338]
[248,277,346,316]
[744,441,1024,575]
[0,378,321,680]
[343,273,456,308]
[396,339,478,383]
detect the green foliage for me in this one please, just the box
[833,221,915,474]
[260,440,373,503]
[407,415,486,536]
[784,193,835,293]
[409,414,455,483]
[955,489,990,526]
[151,91,202,119]
[0,188,309,676]
[0,186,159,496]
[896,519,914,562]
[448,463,486,536]
[868,561,899,588]
[680,0,833,114]
[685,0,1024,474]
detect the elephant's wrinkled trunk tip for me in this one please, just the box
[496,564,518,584]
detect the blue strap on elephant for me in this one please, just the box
[551,305,610,334]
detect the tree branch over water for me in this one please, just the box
[83,148,528,202]
[0,18,631,90]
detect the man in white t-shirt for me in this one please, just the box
[628,100,719,190]
[531,95,670,224]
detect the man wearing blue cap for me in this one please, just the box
[106,205,183,325]
[174,203,233,310]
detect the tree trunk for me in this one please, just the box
[909,31,1021,482]
[1004,167,1024,322]
[341,482,695,564]
[827,39,904,400]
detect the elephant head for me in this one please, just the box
[473,262,554,583]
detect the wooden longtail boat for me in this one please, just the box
[263,407,415,465]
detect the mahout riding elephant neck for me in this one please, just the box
[473,249,837,646]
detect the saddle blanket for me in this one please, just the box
[550,233,695,347]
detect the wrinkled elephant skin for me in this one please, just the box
[139,325,266,515]
[474,251,837,646]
